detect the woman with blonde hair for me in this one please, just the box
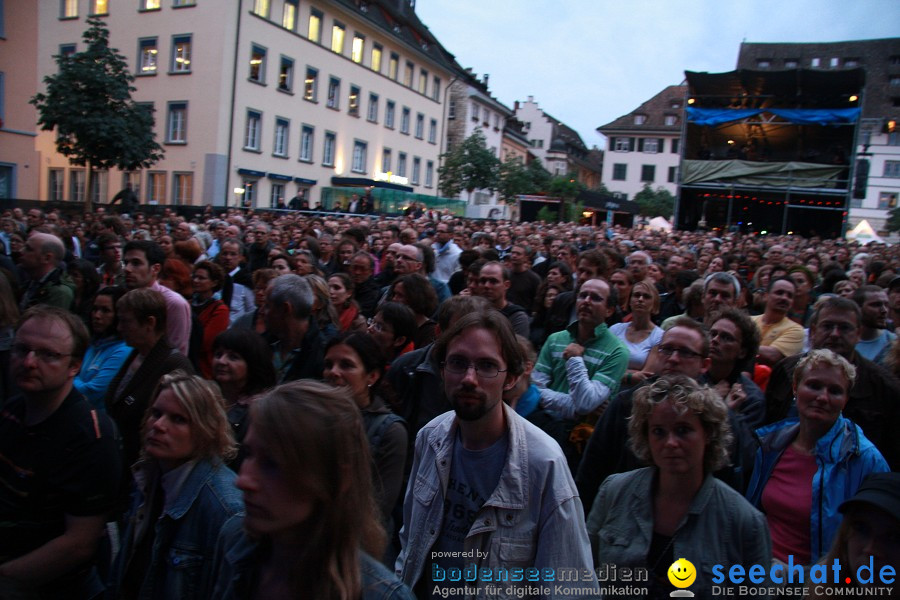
[213,380,413,599]
[108,371,243,600]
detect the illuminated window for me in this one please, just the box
[90,0,108,15]
[142,0,161,9]
[404,61,413,87]
[348,85,360,116]
[278,56,294,92]
[351,34,364,63]
[61,0,78,17]
[304,67,318,101]
[249,45,266,83]
[331,22,345,54]
[418,69,427,95]
[282,0,297,30]
[308,10,322,43]
[171,35,191,73]
[166,102,187,143]
[252,0,269,18]
[371,44,382,72]
[138,38,158,74]
[389,53,399,80]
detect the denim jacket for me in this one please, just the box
[587,468,771,599]
[395,404,598,599]
[746,415,889,562]
[108,459,244,600]
[211,518,414,600]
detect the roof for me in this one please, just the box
[598,85,688,134]
[684,69,865,109]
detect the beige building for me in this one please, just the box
[26,0,458,208]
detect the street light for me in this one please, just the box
[233,187,245,209]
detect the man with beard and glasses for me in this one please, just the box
[396,311,596,599]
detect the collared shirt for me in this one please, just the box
[151,280,192,356]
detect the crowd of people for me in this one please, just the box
[1,202,899,599]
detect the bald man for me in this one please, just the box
[18,232,74,311]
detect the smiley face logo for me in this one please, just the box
[667,558,696,588]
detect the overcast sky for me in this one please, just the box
[415,0,899,149]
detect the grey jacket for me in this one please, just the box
[395,404,597,599]
[586,468,771,599]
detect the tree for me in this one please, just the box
[546,173,586,223]
[31,18,164,211]
[497,158,532,203]
[633,184,675,219]
[525,159,552,192]
[438,130,499,198]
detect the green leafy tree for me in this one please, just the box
[535,205,558,223]
[547,174,586,223]
[31,18,164,211]
[526,159,552,192]
[633,184,675,219]
[438,130,500,198]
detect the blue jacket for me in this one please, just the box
[746,415,889,562]
[74,337,131,410]
[108,459,244,600]
[211,518,414,600]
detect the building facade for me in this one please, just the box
[737,39,900,236]
[26,0,458,208]
[597,84,686,201]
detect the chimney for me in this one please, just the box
[483,74,489,87]
[527,95,534,103]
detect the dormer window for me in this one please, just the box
[664,115,678,126]
[634,114,647,125]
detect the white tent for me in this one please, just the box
[846,219,884,244]
[647,216,673,231]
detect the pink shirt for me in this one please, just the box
[761,444,817,564]
[151,280,192,356]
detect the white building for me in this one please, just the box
[27,0,459,208]
[597,84,686,201]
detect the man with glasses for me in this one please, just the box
[396,311,597,598]
[96,232,125,288]
[0,306,120,597]
[764,295,900,469]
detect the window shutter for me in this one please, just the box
[638,138,644,152]
[609,137,616,149]
[659,138,665,152]
[629,137,636,151]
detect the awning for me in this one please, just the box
[237,168,266,178]
[267,172,293,181]
[576,190,640,214]
[294,177,317,185]
[330,176,413,192]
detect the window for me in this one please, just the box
[270,183,284,208]
[888,132,899,146]
[428,119,437,143]
[397,152,407,177]
[241,179,256,206]
[300,125,314,162]
[381,148,391,173]
[282,0,297,31]
[385,101,395,128]
[308,9,322,43]
[494,114,500,130]
[412,157,421,185]
[641,138,659,153]
[829,57,839,68]
[634,114,647,125]
[249,45,266,83]
[49,169,64,202]
[418,69,428,95]
[70,169,85,202]
[304,68,317,101]
[173,0,196,6]
[61,0,78,17]
[276,56,293,92]
[891,77,900,87]
[166,102,187,143]
[252,0,269,17]
[432,76,441,101]
[400,107,410,134]
[404,61,414,87]
[784,59,799,68]
[483,109,491,126]
[89,171,108,204]
[671,138,680,154]
[472,103,480,122]
[668,166,677,183]
[59,44,77,60]
[878,192,898,210]
[352,140,367,174]
[351,34,364,63]
[756,59,771,68]
[244,110,262,150]
[387,53,399,81]
[147,172,166,204]
[331,22,345,54]
[274,118,289,157]
[367,93,378,122]
[123,171,141,199]
[348,85,360,116]
[415,113,424,139]
[323,131,336,166]
[425,160,434,187]
[664,115,677,126]
[448,100,456,119]
[845,58,860,68]
[327,77,340,109]
[811,57,821,67]
[613,137,634,152]
[90,0,108,15]
[371,44,383,72]
[612,164,627,181]
[139,38,158,74]
[142,0,161,9]
[641,165,655,182]
[174,173,192,204]
[884,161,900,178]
[171,35,192,73]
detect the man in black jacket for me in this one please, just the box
[265,274,326,383]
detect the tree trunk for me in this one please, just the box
[84,160,93,214]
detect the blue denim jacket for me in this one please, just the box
[211,518,414,600]
[108,459,244,600]
[395,404,598,599]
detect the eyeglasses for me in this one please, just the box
[442,356,506,379]
[657,345,704,360]
[12,343,72,363]
[366,318,391,334]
